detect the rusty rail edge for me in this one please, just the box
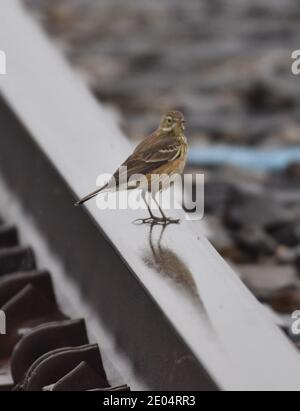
[0,0,300,391]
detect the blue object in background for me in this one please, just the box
[188,145,300,172]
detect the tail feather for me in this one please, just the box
[75,183,109,206]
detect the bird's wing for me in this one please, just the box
[112,135,181,186]
[134,133,182,163]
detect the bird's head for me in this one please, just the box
[160,111,185,135]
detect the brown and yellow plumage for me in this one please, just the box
[75,111,188,224]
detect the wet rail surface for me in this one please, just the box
[0,0,300,391]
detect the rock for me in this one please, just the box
[268,221,300,247]
[224,190,293,230]
[284,162,300,181]
[276,245,300,272]
[238,264,298,297]
[204,181,233,216]
[206,216,248,262]
[260,286,300,314]
[243,79,295,113]
[231,226,277,259]
[45,2,77,34]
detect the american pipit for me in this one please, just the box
[75,111,188,225]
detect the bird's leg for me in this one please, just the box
[152,194,180,225]
[153,195,167,219]
[133,191,171,225]
[142,191,157,221]
[134,191,158,225]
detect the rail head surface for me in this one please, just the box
[1,0,300,391]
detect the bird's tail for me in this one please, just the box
[75,183,109,206]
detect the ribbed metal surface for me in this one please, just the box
[0,212,129,391]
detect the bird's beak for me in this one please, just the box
[181,121,186,130]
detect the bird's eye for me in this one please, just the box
[167,117,172,124]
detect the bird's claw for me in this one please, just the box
[133,217,180,226]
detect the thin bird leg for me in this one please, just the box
[152,194,180,225]
[142,191,156,219]
[152,195,167,219]
[134,191,164,225]
[134,191,180,225]
[133,191,158,225]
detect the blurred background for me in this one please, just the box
[22,0,300,343]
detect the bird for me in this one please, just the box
[75,110,188,225]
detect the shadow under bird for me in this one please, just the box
[75,111,188,225]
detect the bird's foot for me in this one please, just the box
[133,217,180,226]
